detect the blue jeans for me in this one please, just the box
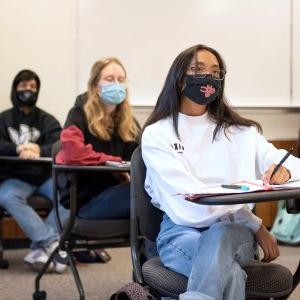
[78,183,130,219]
[0,178,69,249]
[157,214,256,300]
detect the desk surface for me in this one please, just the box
[0,156,130,172]
[0,155,52,164]
[53,164,130,173]
[191,189,300,205]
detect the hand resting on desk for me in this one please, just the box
[17,142,41,159]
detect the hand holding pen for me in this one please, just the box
[263,148,293,185]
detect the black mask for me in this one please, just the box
[16,90,38,106]
[182,75,221,105]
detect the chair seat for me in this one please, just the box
[244,260,293,298]
[142,257,293,299]
[63,218,130,239]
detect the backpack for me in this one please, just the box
[110,282,156,300]
[271,201,300,245]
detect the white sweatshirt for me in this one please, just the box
[142,112,300,233]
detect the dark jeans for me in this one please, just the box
[78,183,130,220]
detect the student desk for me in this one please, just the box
[53,164,130,173]
[0,155,52,164]
[51,163,130,232]
[34,162,132,299]
[190,189,300,295]
[52,162,130,229]
[191,189,300,205]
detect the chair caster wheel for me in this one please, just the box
[0,259,9,269]
[33,290,46,300]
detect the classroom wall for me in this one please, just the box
[0,0,299,140]
[132,106,300,141]
[78,0,292,107]
[0,0,77,125]
[294,0,300,106]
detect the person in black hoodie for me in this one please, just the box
[0,70,68,273]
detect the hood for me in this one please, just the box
[11,69,40,107]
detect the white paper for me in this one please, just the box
[179,179,300,200]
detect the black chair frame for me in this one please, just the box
[33,144,131,300]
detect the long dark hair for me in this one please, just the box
[143,44,262,140]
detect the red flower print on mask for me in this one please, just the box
[200,85,216,98]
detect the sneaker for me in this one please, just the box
[24,248,54,272]
[45,240,68,274]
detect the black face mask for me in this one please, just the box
[16,90,38,106]
[182,75,222,105]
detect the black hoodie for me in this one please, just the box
[0,70,61,185]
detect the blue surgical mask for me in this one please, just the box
[99,83,126,105]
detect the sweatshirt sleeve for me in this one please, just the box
[142,126,212,226]
[255,129,300,180]
[142,126,207,195]
[56,125,122,165]
[0,113,17,155]
[232,206,262,233]
[39,113,62,157]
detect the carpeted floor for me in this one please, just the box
[0,247,132,300]
[0,245,299,300]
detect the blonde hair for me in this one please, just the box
[84,57,139,141]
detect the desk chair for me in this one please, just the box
[130,146,295,299]
[33,141,131,300]
[0,195,52,269]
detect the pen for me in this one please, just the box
[270,148,294,179]
[221,184,249,191]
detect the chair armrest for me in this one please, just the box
[286,198,300,214]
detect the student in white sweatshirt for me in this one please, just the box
[141,44,300,300]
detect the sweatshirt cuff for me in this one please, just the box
[233,207,262,233]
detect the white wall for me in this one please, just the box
[133,106,300,140]
[78,0,291,107]
[293,0,300,106]
[0,0,299,140]
[0,0,77,126]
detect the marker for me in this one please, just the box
[221,184,249,191]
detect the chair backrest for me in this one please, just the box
[286,198,300,213]
[52,140,62,158]
[130,146,163,242]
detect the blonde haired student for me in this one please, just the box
[141,44,300,300]
[57,57,139,219]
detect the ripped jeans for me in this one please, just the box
[157,214,256,300]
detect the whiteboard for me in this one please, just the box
[78,0,291,107]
